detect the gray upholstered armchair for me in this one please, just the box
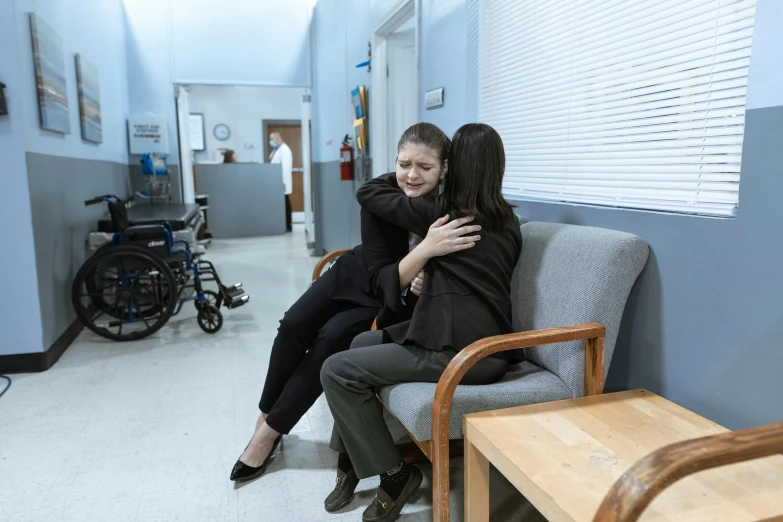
[313,222,649,521]
[376,221,649,521]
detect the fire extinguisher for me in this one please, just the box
[340,135,354,181]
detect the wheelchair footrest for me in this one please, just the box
[225,285,245,299]
[222,284,249,309]
[226,293,249,309]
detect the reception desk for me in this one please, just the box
[195,163,286,238]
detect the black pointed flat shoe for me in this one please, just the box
[230,434,283,482]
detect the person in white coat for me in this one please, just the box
[269,131,294,232]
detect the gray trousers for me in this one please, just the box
[320,331,508,479]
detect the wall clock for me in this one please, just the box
[213,123,231,141]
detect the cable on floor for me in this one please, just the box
[0,375,11,399]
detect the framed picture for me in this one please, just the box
[29,13,70,134]
[189,113,205,151]
[75,54,102,143]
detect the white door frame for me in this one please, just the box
[371,0,418,179]
[175,85,196,204]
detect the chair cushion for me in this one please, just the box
[379,361,572,441]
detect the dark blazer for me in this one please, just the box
[321,207,416,329]
[357,173,522,353]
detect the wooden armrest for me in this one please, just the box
[312,249,350,281]
[433,322,606,414]
[594,420,783,522]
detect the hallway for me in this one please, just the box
[0,227,538,522]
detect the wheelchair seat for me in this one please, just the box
[123,224,170,259]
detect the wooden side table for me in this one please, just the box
[463,389,783,522]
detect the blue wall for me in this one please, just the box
[123,0,181,164]
[310,0,399,163]
[504,1,783,429]
[418,0,467,137]
[13,0,130,164]
[168,0,313,87]
[744,0,783,110]
[0,0,44,356]
[124,0,316,166]
[310,0,469,161]
[310,0,783,429]
[454,0,782,429]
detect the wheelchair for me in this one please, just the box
[71,195,249,341]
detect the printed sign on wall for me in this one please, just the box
[128,114,169,154]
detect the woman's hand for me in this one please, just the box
[418,215,481,258]
[398,216,479,292]
[410,270,424,296]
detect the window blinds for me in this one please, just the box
[480,0,756,216]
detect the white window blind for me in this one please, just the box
[480,0,756,216]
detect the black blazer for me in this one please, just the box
[357,173,522,353]
[321,207,416,329]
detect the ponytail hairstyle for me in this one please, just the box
[397,122,451,171]
[444,123,515,230]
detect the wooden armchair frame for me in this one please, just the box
[312,249,351,281]
[594,420,783,522]
[312,252,606,522]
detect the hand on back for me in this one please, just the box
[419,215,481,259]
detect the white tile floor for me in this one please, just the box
[0,226,543,522]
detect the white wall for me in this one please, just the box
[0,0,44,355]
[188,85,304,164]
[169,0,314,87]
[13,0,130,164]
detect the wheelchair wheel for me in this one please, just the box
[197,305,223,334]
[195,290,221,312]
[84,244,172,320]
[72,245,178,341]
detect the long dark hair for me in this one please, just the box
[444,123,514,230]
[397,123,451,168]
[223,150,236,163]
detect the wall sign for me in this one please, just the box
[0,82,7,116]
[128,114,169,154]
[425,87,445,110]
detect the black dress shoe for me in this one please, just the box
[324,467,359,512]
[229,435,282,482]
[362,466,423,522]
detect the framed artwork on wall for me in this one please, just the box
[29,13,71,134]
[75,54,102,144]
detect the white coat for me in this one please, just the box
[270,142,293,195]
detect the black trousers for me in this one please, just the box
[323,331,509,479]
[259,275,378,434]
[285,195,292,231]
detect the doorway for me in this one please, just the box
[263,120,305,223]
[371,0,418,177]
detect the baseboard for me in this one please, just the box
[0,319,82,373]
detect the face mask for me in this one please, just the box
[269,140,277,148]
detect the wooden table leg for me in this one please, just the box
[465,439,490,522]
